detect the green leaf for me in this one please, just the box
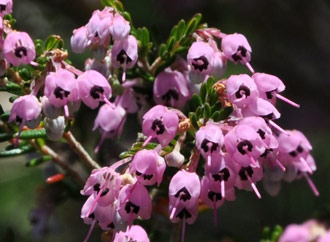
[9,95,18,103]
[45,35,64,50]
[114,0,124,12]
[158,43,167,57]
[122,11,132,22]
[25,155,52,167]
[166,36,175,52]
[0,145,34,158]
[16,129,47,140]
[218,106,233,120]
[208,88,218,106]
[211,111,221,122]
[189,112,199,130]
[271,225,283,241]
[19,67,32,81]
[176,19,186,40]
[203,103,211,119]
[169,25,178,40]
[189,94,202,111]
[200,82,207,103]
[206,76,216,92]
[34,39,45,56]
[211,101,222,114]
[136,27,150,47]
[0,82,23,95]
[195,106,203,119]
[185,13,202,35]
[1,112,9,122]
[0,133,13,142]
[119,150,135,159]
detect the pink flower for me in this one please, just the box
[4,31,36,66]
[142,105,179,147]
[118,183,152,224]
[9,94,42,136]
[226,74,259,109]
[111,35,138,69]
[81,166,121,207]
[70,26,89,54]
[113,225,150,242]
[86,8,113,45]
[153,68,191,108]
[0,0,13,17]
[129,149,166,186]
[77,70,112,109]
[109,13,131,41]
[279,224,310,242]
[221,33,251,65]
[187,41,214,75]
[200,175,225,209]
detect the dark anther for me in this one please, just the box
[101,188,109,197]
[143,174,153,180]
[289,151,297,157]
[208,191,222,202]
[108,222,115,229]
[176,208,192,220]
[231,46,247,62]
[94,32,99,38]
[0,4,6,12]
[239,166,254,181]
[90,86,104,99]
[151,119,165,135]
[235,85,251,98]
[201,139,219,153]
[297,145,303,153]
[257,129,266,139]
[93,183,100,192]
[174,187,191,202]
[266,91,274,99]
[220,168,230,181]
[54,87,70,100]
[16,115,23,124]
[237,140,253,155]
[88,213,95,220]
[261,148,273,158]
[125,201,140,214]
[192,56,209,72]
[162,89,179,103]
[136,171,142,176]
[15,46,28,58]
[116,49,132,64]
[261,113,274,121]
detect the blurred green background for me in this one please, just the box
[1,0,330,241]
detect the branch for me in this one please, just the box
[63,131,101,170]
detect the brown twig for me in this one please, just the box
[150,56,162,75]
[63,131,101,170]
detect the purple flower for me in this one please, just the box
[153,68,191,108]
[77,70,112,109]
[109,13,131,41]
[118,183,152,224]
[113,225,150,242]
[279,224,310,242]
[221,33,251,65]
[0,0,13,17]
[200,175,225,209]
[70,26,89,54]
[142,105,179,147]
[226,74,259,109]
[4,31,36,66]
[111,35,138,69]
[86,8,113,45]
[129,149,166,186]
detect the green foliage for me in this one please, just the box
[0,144,35,158]
[25,155,52,167]
[0,82,24,96]
[119,141,173,159]
[261,225,283,242]
[45,35,64,51]
[16,129,47,140]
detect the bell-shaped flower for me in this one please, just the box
[81,166,121,207]
[0,0,13,17]
[44,69,79,117]
[9,95,42,129]
[221,33,252,68]
[77,70,112,109]
[113,225,150,242]
[70,26,89,54]
[200,175,225,209]
[234,163,263,199]
[129,149,166,186]
[111,35,138,69]
[44,116,65,141]
[86,8,113,45]
[153,68,191,108]
[224,123,265,167]
[169,202,198,225]
[118,183,152,224]
[252,72,299,108]
[4,31,36,66]
[142,105,179,147]
[41,96,63,119]
[210,50,227,79]
[195,123,224,168]
[226,74,259,109]
[116,87,138,114]
[109,13,130,41]
[279,224,310,242]
[187,41,214,84]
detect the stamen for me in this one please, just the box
[275,159,286,172]
[83,220,96,242]
[247,176,262,199]
[64,104,69,118]
[143,135,153,147]
[245,62,255,74]
[181,217,186,242]
[221,180,226,199]
[276,93,300,108]
[303,172,319,196]
[213,199,218,226]
[268,120,289,135]
[299,156,313,174]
